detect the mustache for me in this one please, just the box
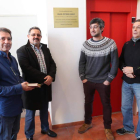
[33,38,39,41]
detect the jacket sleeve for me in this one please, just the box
[46,48,56,81]
[133,67,140,76]
[119,44,126,70]
[106,42,119,83]
[17,47,47,83]
[0,84,23,96]
[79,51,86,81]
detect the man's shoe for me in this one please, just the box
[105,129,114,140]
[116,128,134,135]
[27,139,33,140]
[78,123,92,134]
[137,138,140,140]
[41,129,57,137]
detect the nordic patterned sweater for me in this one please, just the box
[79,37,118,83]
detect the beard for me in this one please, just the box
[33,38,40,45]
[91,32,101,37]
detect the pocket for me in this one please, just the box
[103,83,110,86]
[83,81,88,84]
[102,82,110,86]
[0,116,2,134]
[102,83,111,93]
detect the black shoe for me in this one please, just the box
[27,138,33,140]
[116,128,134,135]
[137,138,140,140]
[41,129,57,137]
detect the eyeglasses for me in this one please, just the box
[89,25,99,29]
[0,37,12,41]
[132,26,140,30]
[30,34,41,37]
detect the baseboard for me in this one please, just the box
[52,121,84,129]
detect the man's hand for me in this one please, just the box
[44,75,53,86]
[122,67,133,75]
[82,79,88,83]
[126,73,135,78]
[21,82,35,91]
[103,80,110,85]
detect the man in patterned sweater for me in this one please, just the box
[78,18,118,140]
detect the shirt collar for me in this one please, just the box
[90,37,105,42]
[30,44,42,49]
[132,37,140,43]
[0,51,11,58]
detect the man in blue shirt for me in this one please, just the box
[0,27,34,140]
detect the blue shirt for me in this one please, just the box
[0,51,23,117]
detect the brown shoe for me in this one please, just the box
[105,129,114,140]
[78,123,92,134]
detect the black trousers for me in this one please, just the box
[83,81,112,129]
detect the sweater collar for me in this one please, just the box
[91,37,105,42]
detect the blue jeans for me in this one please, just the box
[121,81,140,138]
[0,114,21,140]
[25,103,49,138]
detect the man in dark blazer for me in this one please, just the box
[17,27,57,140]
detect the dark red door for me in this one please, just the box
[86,0,137,116]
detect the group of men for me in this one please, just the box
[78,18,140,140]
[0,27,57,140]
[0,17,140,140]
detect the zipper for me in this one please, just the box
[133,42,136,46]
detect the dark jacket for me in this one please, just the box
[0,51,23,116]
[17,41,56,110]
[119,39,140,84]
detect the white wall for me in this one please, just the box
[137,0,140,19]
[0,0,47,43]
[47,0,86,125]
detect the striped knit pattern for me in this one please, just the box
[79,37,118,83]
[82,37,117,57]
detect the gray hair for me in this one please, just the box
[0,27,12,39]
[134,19,140,23]
[28,26,41,34]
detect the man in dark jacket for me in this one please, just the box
[17,27,57,140]
[116,19,140,140]
[0,27,34,140]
